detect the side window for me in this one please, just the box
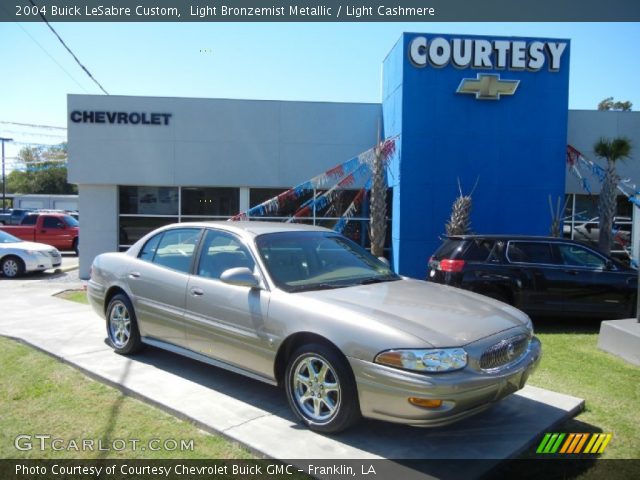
[557,244,607,269]
[507,242,555,264]
[139,233,163,262]
[151,228,201,273]
[197,230,255,280]
[22,215,38,225]
[43,216,64,229]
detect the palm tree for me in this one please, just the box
[369,140,387,258]
[594,137,632,253]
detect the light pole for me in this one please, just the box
[0,137,13,211]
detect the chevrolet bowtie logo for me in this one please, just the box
[456,74,520,100]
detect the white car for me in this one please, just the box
[0,230,62,278]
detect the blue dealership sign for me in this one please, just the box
[382,33,570,278]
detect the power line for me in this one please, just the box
[29,0,109,95]
[0,129,67,139]
[14,22,90,93]
[0,121,66,131]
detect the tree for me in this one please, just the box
[594,137,632,253]
[597,97,633,111]
[446,179,477,236]
[369,140,387,258]
[7,143,77,195]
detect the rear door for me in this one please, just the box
[505,241,566,315]
[126,227,202,348]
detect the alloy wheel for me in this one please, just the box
[109,301,131,348]
[292,355,341,423]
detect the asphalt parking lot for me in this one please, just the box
[0,270,586,479]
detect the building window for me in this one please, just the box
[118,186,239,250]
[119,186,178,215]
[181,187,239,218]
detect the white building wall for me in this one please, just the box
[566,110,640,194]
[78,185,118,279]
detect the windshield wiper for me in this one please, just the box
[288,283,345,293]
[357,275,400,285]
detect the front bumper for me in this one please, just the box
[23,252,62,273]
[349,336,541,426]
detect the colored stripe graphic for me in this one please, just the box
[536,433,552,453]
[559,433,575,453]
[538,433,612,454]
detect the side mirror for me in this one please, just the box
[378,257,390,266]
[604,260,615,271]
[220,267,261,289]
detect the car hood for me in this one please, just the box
[0,241,56,252]
[298,278,529,347]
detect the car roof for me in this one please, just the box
[161,220,333,237]
[446,234,582,242]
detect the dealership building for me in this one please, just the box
[68,32,640,280]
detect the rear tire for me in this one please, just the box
[106,294,143,354]
[285,343,360,433]
[1,256,25,278]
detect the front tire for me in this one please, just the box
[285,343,360,433]
[1,256,25,278]
[106,294,143,354]
[72,238,79,256]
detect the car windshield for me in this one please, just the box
[0,230,22,243]
[255,231,399,292]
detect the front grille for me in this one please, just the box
[480,334,529,370]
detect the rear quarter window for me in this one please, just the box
[433,239,466,259]
[463,239,496,261]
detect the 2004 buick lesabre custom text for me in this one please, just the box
[88,222,541,433]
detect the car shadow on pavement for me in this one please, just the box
[107,339,584,468]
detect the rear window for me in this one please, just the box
[21,215,38,225]
[432,239,466,260]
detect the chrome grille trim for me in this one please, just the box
[480,334,529,371]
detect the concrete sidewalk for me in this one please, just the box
[0,282,584,478]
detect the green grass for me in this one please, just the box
[527,318,640,459]
[0,337,254,459]
[55,289,89,305]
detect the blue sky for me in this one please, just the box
[1,22,639,167]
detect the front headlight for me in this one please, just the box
[525,316,534,335]
[375,348,468,372]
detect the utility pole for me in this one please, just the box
[0,137,13,211]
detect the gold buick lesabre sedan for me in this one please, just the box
[88,222,541,433]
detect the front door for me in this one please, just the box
[184,229,273,379]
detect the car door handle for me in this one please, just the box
[190,287,204,296]
[563,270,579,275]
[129,271,141,279]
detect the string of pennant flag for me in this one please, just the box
[230,137,397,233]
[567,144,640,206]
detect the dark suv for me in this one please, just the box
[427,235,637,318]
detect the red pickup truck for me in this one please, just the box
[0,213,79,254]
